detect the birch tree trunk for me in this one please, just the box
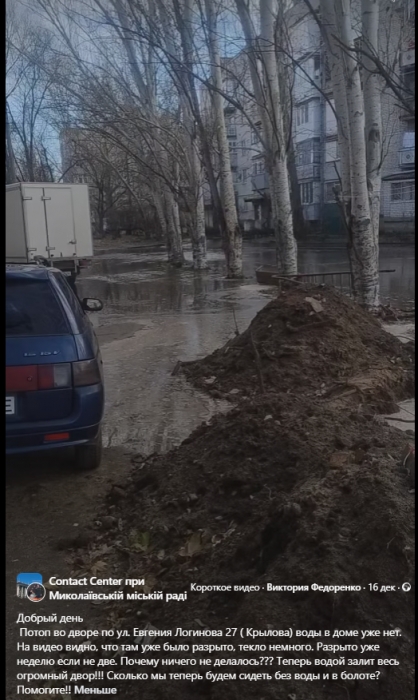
[180,0,207,268]
[204,0,243,278]
[234,0,297,274]
[260,0,297,274]
[320,0,379,307]
[338,0,379,308]
[320,0,356,280]
[362,0,383,248]
[153,191,169,244]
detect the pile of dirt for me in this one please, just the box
[73,396,414,700]
[61,284,414,699]
[180,284,414,412]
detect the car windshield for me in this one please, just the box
[6,279,70,336]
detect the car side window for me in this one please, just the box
[53,275,88,332]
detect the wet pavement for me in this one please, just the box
[77,238,415,454]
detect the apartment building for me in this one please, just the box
[204,0,414,236]
[289,0,415,235]
[202,51,269,231]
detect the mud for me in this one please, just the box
[71,396,415,700]
[66,283,415,700]
[181,283,414,412]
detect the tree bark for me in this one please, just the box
[338,0,379,308]
[234,0,297,274]
[259,0,297,274]
[6,102,17,184]
[204,0,243,278]
[180,0,207,268]
[320,0,355,273]
[362,0,382,249]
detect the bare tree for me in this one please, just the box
[234,0,298,274]
[204,0,243,276]
[21,0,187,265]
[6,8,58,183]
[362,0,383,245]
[313,0,378,308]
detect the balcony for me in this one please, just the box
[400,47,415,68]
[296,163,321,180]
[399,95,415,120]
[399,148,415,167]
[229,152,238,169]
[252,172,269,191]
[224,102,236,115]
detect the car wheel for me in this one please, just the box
[75,428,102,470]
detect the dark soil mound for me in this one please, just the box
[78,396,415,700]
[181,285,414,411]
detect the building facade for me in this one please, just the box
[204,0,414,236]
[289,0,415,235]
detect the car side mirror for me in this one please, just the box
[82,298,103,312]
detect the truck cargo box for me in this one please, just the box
[6,183,93,269]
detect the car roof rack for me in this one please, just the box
[6,258,50,268]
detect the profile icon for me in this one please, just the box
[27,582,46,602]
[17,573,44,601]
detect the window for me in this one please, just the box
[251,130,260,144]
[252,161,264,176]
[402,131,415,149]
[296,138,320,165]
[313,55,321,78]
[325,181,341,202]
[391,181,415,201]
[225,79,237,97]
[229,141,237,150]
[233,170,242,183]
[6,279,70,337]
[53,274,87,331]
[402,69,415,98]
[243,168,248,181]
[240,200,248,213]
[241,139,246,156]
[300,181,314,204]
[226,125,237,137]
[296,103,309,126]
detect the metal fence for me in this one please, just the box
[270,269,396,298]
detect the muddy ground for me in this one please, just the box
[180,284,414,412]
[72,397,415,700]
[61,282,414,700]
[6,241,415,699]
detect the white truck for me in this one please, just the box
[6,182,94,287]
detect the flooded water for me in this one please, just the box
[77,238,414,454]
[80,238,415,314]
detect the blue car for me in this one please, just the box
[6,264,105,470]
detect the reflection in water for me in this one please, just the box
[79,239,414,317]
